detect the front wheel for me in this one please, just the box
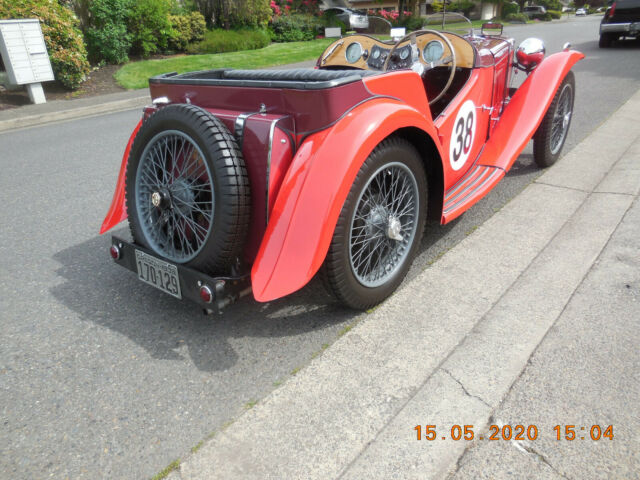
[533,71,575,168]
[323,137,427,310]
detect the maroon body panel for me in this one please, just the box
[148,81,374,138]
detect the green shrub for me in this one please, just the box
[169,11,206,51]
[448,0,475,16]
[186,28,270,54]
[319,10,346,34]
[538,0,563,11]
[501,1,520,17]
[228,0,271,28]
[402,15,425,31]
[270,13,320,42]
[548,9,562,18]
[127,0,175,57]
[505,12,528,22]
[85,0,132,64]
[0,0,90,89]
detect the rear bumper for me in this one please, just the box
[110,236,251,312]
[600,22,640,34]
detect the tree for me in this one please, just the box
[194,0,270,28]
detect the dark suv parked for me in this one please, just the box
[599,0,640,47]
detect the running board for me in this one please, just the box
[442,164,504,223]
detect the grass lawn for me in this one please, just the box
[115,20,532,90]
[115,38,334,90]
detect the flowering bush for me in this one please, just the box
[0,0,90,89]
[270,13,320,41]
[368,9,422,29]
[270,0,320,18]
[269,0,320,41]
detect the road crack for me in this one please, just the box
[442,368,492,409]
[519,443,573,480]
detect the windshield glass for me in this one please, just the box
[422,12,473,36]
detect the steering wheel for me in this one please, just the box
[383,30,457,105]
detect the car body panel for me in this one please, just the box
[476,51,584,172]
[251,97,440,301]
[100,119,142,235]
[600,0,640,35]
[101,28,584,306]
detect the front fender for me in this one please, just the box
[100,119,143,234]
[480,50,585,172]
[251,98,441,302]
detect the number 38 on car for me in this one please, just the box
[100,16,584,312]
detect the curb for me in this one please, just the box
[0,95,149,133]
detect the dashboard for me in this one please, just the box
[319,33,475,72]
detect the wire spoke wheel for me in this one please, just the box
[136,130,214,262]
[349,162,419,287]
[125,104,250,273]
[549,83,573,155]
[533,71,575,168]
[323,137,427,310]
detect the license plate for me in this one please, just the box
[135,250,182,299]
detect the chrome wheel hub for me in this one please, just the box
[151,191,162,208]
[349,162,419,288]
[386,216,404,241]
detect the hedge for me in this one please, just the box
[186,28,270,54]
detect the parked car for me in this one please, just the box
[101,20,583,312]
[599,0,640,47]
[576,8,587,15]
[322,7,369,31]
[523,5,548,18]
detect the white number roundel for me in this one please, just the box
[449,100,476,171]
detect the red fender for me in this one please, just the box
[251,98,443,302]
[479,50,585,173]
[100,119,143,234]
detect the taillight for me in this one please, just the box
[199,285,213,304]
[610,2,616,17]
[109,245,121,260]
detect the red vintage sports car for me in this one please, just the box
[101,18,584,312]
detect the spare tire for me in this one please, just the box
[125,104,250,273]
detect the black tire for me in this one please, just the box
[599,33,613,48]
[323,137,427,310]
[533,70,575,168]
[125,104,250,273]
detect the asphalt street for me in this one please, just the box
[1,15,638,479]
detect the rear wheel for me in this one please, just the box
[323,137,427,310]
[125,104,250,273]
[533,71,575,168]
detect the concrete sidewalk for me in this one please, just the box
[162,90,640,479]
[0,88,150,133]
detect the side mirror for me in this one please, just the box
[515,38,545,72]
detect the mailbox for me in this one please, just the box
[0,19,55,104]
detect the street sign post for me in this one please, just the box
[0,19,55,104]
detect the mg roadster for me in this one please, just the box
[101,17,584,311]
